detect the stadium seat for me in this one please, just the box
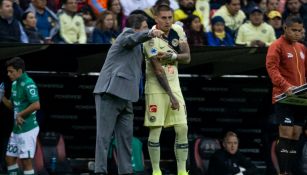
[193,137,221,174]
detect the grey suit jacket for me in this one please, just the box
[93,28,151,102]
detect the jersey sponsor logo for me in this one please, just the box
[171,39,179,47]
[261,29,267,34]
[287,53,293,58]
[19,150,24,154]
[29,88,37,96]
[300,51,305,60]
[150,48,158,55]
[149,105,157,113]
[149,116,156,122]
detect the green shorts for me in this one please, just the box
[144,92,187,127]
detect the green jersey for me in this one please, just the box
[11,73,39,134]
[143,24,187,94]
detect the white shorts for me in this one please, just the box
[6,127,39,159]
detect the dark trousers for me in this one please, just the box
[94,93,134,174]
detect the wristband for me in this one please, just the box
[171,53,177,61]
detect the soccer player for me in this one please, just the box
[143,4,191,175]
[2,57,40,175]
[266,16,307,175]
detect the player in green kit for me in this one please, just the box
[143,4,191,175]
[2,57,40,175]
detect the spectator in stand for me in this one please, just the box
[242,0,267,16]
[207,131,258,175]
[0,0,28,43]
[277,0,286,13]
[80,5,96,43]
[92,10,118,44]
[169,0,179,10]
[236,6,276,46]
[207,16,234,46]
[267,0,279,12]
[267,10,283,38]
[283,0,307,43]
[174,0,204,30]
[195,0,210,32]
[256,0,268,13]
[46,0,61,13]
[107,0,126,33]
[88,0,107,16]
[210,0,226,10]
[58,0,86,44]
[22,11,44,43]
[12,0,23,21]
[213,0,246,37]
[265,0,279,19]
[183,15,207,46]
[119,0,153,17]
[76,0,87,12]
[26,0,59,40]
[241,0,257,16]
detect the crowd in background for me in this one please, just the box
[0,0,306,46]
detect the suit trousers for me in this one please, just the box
[94,93,134,174]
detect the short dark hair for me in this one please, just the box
[22,11,33,21]
[284,16,303,27]
[6,57,25,72]
[225,0,235,4]
[154,3,173,15]
[126,14,147,29]
[62,0,71,5]
[154,0,170,7]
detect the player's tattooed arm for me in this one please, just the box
[150,57,173,95]
[150,57,179,110]
[177,42,191,64]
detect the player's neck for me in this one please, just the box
[284,35,297,44]
[156,25,170,37]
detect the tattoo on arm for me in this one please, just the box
[150,57,174,96]
[177,42,191,64]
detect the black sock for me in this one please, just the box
[289,140,298,172]
[275,137,291,174]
